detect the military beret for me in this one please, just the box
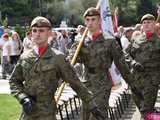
[31,16,52,28]
[83,7,100,18]
[140,14,155,23]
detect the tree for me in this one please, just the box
[2,16,8,28]
[0,0,159,27]
[136,0,156,21]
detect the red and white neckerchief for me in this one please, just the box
[92,31,103,41]
[38,43,48,56]
[33,43,48,56]
[88,31,103,41]
[146,32,154,41]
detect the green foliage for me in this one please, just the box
[0,0,159,27]
[14,24,25,40]
[2,16,8,28]
[136,0,156,20]
[0,94,21,120]
[81,0,97,10]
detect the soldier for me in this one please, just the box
[9,16,104,120]
[127,14,160,119]
[70,7,138,120]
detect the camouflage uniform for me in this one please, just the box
[127,32,160,116]
[9,46,95,120]
[73,34,134,120]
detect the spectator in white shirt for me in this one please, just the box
[120,27,134,51]
[23,31,33,52]
[10,32,23,65]
[1,33,12,78]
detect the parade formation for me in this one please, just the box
[0,0,160,120]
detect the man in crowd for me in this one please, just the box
[23,31,33,52]
[9,16,103,120]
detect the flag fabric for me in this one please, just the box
[109,62,121,86]
[100,0,114,39]
[113,7,118,33]
[100,0,122,87]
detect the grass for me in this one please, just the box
[0,94,21,120]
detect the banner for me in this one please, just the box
[100,0,114,39]
[100,0,122,87]
[109,62,121,86]
[113,7,118,33]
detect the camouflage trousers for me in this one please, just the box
[80,89,111,120]
[132,71,159,118]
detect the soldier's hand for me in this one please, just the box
[133,62,144,72]
[90,107,105,120]
[21,98,33,115]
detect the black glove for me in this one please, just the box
[91,107,105,120]
[20,97,33,115]
[133,62,144,72]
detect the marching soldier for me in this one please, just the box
[9,16,104,120]
[127,14,160,119]
[70,7,138,120]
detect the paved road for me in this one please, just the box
[0,80,10,94]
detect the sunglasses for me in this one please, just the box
[32,28,49,33]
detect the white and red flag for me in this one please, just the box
[100,0,122,87]
[100,0,114,39]
[113,7,118,33]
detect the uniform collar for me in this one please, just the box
[88,31,103,41]
[145,32,158,42]
[146,32,154,41]
[32,44,52,59]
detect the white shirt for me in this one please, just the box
[2,41,11,56]
[120,35,130,51]
[0,38,7,49]
[9,40,21,56]
[23,37,33,52]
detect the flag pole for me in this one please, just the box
[55,0,101,104]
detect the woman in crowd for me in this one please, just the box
[10,32,23,65]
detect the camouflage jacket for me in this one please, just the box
[127,33,160,70]
[9,45,93,120]
[70,34,133,94]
